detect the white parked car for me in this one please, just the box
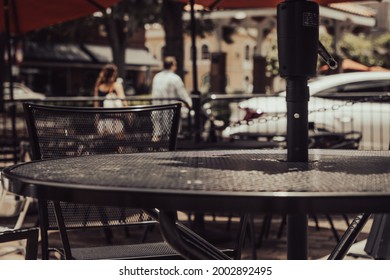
[223,72,390,150]
[3,82,45,100]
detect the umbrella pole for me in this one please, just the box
[286,78,309,162]
[189,0,201,143]
[277,0,319,259]
[3,0,18,164]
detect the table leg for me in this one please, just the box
[328,213,371,260]
[287,214,308,259]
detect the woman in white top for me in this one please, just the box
[94,63,127,108]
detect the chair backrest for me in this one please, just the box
[24,103,181,160]
[23,102,181,259]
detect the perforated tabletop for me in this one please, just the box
[3,149,390,214]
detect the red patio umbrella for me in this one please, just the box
[177,0,361,9]
[1,0,120,164]
[0,0,120,34]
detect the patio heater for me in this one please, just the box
[277,0,337,259]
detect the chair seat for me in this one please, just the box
[71,241,181,260]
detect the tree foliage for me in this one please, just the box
[265,28,390,76]
[373,33,390,68]
[26,0,162,80]
[337,32,390,69]
[339,33,378,66]
[100,0,162,78]
[161,0,186,79]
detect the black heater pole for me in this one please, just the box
[277,0,319,259]
[189,0,202,143]
[190,0,204,229]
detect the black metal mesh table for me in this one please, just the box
[3,149,390,259]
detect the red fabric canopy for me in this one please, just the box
[176,0,377,9]
[0,0,120,34]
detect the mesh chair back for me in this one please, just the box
[23,103,181,258]
[25,103,181,160]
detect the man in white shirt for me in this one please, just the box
[152,56,192,108]
[151,56,193,139]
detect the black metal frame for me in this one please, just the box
[0,227,39,260]
[23,102,182,260]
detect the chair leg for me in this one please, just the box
[140,224,155,243]
[226,213,233,230]
[342,214,350,227]
[234,214,247,260]
[310,214,320,231]
[159,210,231,260]
[24,228,39,260]
[97,207,113,244]
[264,215,272,239]
[257,215,272,248]
[53,201,72,259]
[38,200,50,260]
[326,215,341,242]
[277,215,287,239]
[0,228,39,260]
[247,214,257,259]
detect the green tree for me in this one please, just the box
[27,0,162,80]
[339,33,377,66]
[373,33,390,68]
[161,0,186,79]
[101,0,162,78]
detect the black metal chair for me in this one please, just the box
[1,174,39,260]
[23,102,184,260]
[0,227,39,259]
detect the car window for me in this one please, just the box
[315,80,390,97]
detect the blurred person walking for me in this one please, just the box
[152,56,192,108]
[152,56,191,139]
[94,64,128,138]
[94,63,127,108]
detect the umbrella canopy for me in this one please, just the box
[1,0,120,165]
[0,0,120,34]
[176,0,368,9]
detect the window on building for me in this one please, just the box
[201,44,210,60]
[245,45,250,60]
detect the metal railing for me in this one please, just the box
[1,92,390,165]
[203,92,390,151]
